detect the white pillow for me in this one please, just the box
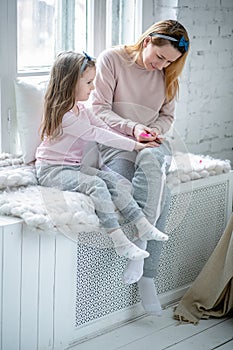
[14,79,46,164]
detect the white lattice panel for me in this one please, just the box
[75,174,232,327]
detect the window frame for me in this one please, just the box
[0,0,17,154]
[0,0,143,154]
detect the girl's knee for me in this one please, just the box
[79,172,106,191]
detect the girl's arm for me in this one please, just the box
[63,110,148,152]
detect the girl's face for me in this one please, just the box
[138,36,182,71]
[75,66,96,101]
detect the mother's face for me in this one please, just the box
[138,36,182,71]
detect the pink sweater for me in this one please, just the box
[36,105,136,165]
[91,47,175,136]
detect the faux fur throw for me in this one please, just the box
[167,152,231,187]
[0,152,231,237]
[0,185,105,239]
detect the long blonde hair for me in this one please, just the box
[40,51,95,140]
[125,20,189,101]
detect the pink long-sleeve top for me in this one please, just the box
[35,105,136,166]
[91,47,175,136]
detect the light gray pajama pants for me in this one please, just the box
[36,164,145,231]
[98,142,172,278]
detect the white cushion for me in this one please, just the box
[14,79,46,164]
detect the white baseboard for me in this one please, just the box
[67,284,190,348]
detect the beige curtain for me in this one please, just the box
[174,213,233,324]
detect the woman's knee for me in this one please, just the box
[136,148,160,168]
[136,143,172,169]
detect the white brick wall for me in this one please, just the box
[143,0,233,165]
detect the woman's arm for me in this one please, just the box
[91,50,137,136]
[149,97,175,135]
[92,49,175,141]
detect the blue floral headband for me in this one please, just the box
[149,33,189,52]
[80,51,95,73]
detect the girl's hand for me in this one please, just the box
[134,141,161,151]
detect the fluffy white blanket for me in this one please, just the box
[0,185,104,238]
[167,152,231,186]
[0,152,231,238]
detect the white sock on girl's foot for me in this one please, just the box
[138,276,162,316]
[122,239,147,284]
[135,217,168,241]
[110,229,150,261]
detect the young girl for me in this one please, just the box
[35,51,168,262]
[91,19,189,315]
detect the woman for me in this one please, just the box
[91,19,190,316]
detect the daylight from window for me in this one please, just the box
[17,0,87,72]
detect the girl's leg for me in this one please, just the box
[81,166,168,241]
[93,160,165,285]
[36,164,149,260]
[100,152,147,283]
[77,169,150,260]
[122,238,147,284]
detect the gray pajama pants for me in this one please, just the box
[98,142,172,278]
[36,163,145,231]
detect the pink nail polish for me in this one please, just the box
[140,132,151,137]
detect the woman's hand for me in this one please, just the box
[133,124,163,146]
[133,124,157,142]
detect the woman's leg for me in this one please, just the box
[102,144,172,315]
[142,185,171,277]
[102,145,172,273]
[132,143,172,275]
[132,143,172,224]
[133,144,172,315]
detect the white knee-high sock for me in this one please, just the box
[122,239,147,284]
[135,217,168,241]
[110,229,149,261]
[138,276,162,316]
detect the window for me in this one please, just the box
[17,0,88,74]
[17,0,141,75]
[0,0,142,153]
[107,0,142,47]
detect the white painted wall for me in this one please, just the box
[1,0,232,165]
[142,0,233,164]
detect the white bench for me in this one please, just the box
[0,171,232,350]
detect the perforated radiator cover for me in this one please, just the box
[75,181,228,326]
